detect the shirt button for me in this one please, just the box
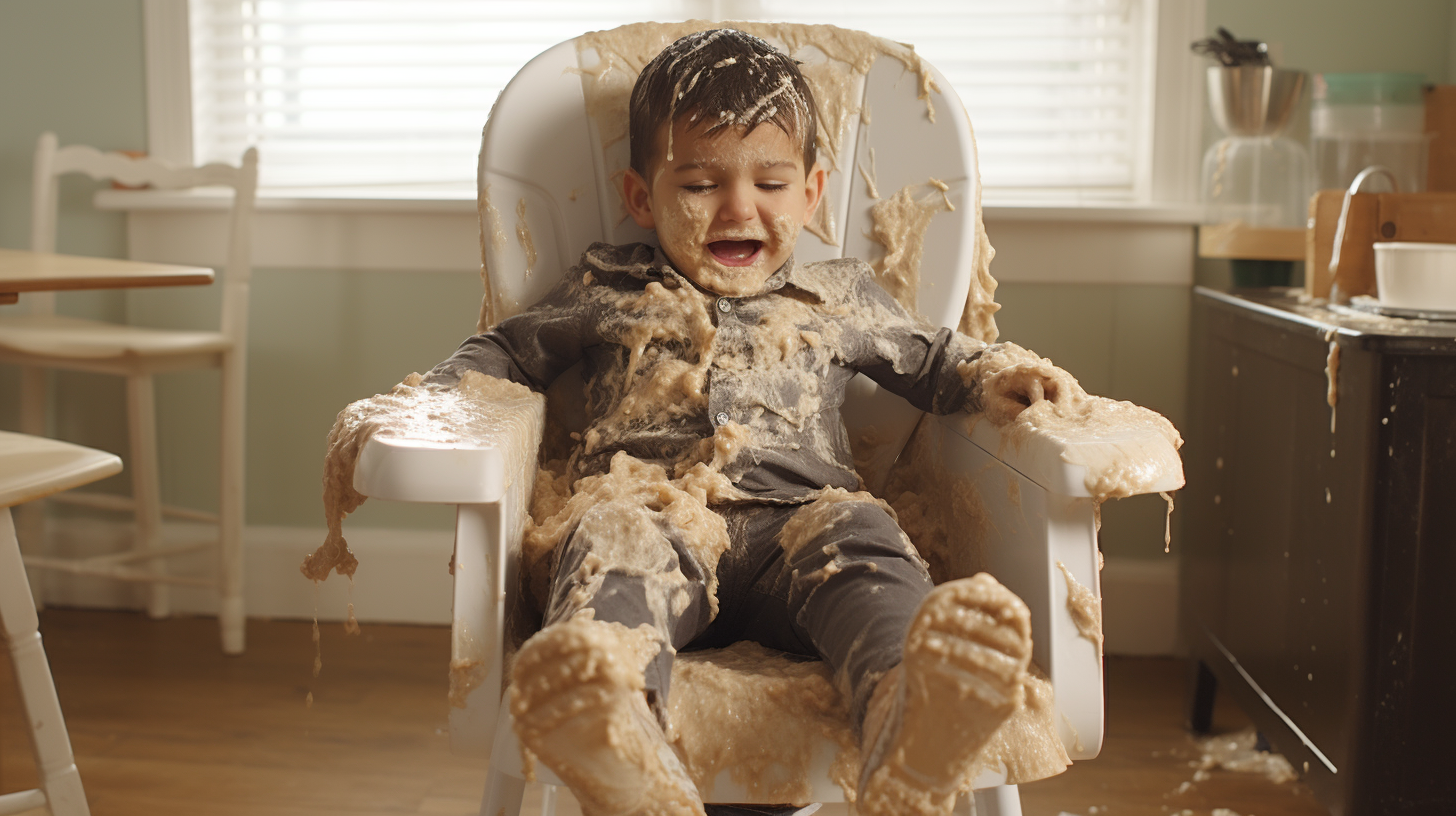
[714,411,730,426]
[716,297,732,314]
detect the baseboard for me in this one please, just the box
[32,520,1186,655]
[34,518,455,625]
[1101,555,1185,657]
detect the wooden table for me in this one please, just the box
[0,248,214,305]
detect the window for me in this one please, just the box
[173,0,1195,201]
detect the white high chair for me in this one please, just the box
[0,134,257,654]
[351,25,1183,816]
[0,431,122,816]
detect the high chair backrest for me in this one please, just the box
[28,132,259,344]
[476,23,992,472]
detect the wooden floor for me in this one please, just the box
[1,610,1329,816]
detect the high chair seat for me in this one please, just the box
[0,431,122,507]
[0,314,231,360]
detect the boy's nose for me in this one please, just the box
[720,184,757,223]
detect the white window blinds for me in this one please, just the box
[189,0,1153,195]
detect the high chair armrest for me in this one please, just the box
[354,435,518,505]
[958,412,1184,499]
[351,385,547,505]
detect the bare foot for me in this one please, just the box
[857,573,1032,815]
[510,617,705,816]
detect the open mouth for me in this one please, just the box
[707,239,763,267]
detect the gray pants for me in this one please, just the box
[543,496,935,734]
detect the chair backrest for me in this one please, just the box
[476,23,992,477]
[29,132,259,346]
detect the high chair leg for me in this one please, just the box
[126,373,168,619]
[218,351,246,654]
[0,509,91,816]
[539,783,557,816]
[480,766,525,816]
[18,366,48,609]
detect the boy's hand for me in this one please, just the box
[981,364,1070,423]
[958,343,1086,426]
[996,366,1064,409]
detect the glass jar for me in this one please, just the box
[1201,135,1313,230]
[1312,73,1429,192]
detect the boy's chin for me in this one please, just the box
[683,255,777,297]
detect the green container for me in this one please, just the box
[1315,72,1426,106]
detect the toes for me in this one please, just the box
[905,574,1032,689]
[859,575,1034,815]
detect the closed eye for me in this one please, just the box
[682,184,716,194]
[758,182,789,191]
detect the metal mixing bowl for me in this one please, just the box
[1208,66,1307,137]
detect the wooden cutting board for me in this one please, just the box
[1198,223,1306,261]
[1427,85,1456,193]
[1305,191,1456,299]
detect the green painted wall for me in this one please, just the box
[0,1,145,255]
[1206,0,1453,81]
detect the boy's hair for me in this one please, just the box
[629,29,818,176]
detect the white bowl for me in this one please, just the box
[1374,242,1456,311]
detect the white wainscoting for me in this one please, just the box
[35,519,454,625]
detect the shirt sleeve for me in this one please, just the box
[845,260,990,415]
[424,267,597,392]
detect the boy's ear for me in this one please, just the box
[801,162,828,227]
[622,167,656,230]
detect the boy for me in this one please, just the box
[427,28,1059,816]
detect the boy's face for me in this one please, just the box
[623,118,826,297]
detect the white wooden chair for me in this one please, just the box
[0,430,123,816]
[351,26,1183,815]
[0,134,257,654]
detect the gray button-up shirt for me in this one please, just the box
[428,242,989,503]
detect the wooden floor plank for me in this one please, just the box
[2,609,1328,815]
